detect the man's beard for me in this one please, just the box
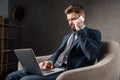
[71,26,76,31]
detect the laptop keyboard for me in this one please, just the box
[42,70,54,74]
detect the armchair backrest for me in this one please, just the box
[56,41,120,80]
[97,41,120,62]
[96,41,120,80]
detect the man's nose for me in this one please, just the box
[70,21,74,26]
[70,23,73,26]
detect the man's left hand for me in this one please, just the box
[73,17,85,31]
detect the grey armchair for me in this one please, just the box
[18,41,120,80]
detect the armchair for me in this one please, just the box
[18,41,120,80]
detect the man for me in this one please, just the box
[6,4,101,80]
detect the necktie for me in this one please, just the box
[54,32,76,67]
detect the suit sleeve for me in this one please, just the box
[77,27,101,60]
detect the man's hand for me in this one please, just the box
[39,61,54,71]
[73,16,85,31]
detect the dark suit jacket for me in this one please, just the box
[49,26,101,70]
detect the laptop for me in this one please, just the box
[14,48,65,76]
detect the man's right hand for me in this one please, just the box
[39,61,54,71]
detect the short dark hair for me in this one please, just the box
[65,4,85,14]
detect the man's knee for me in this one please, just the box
[6,72,16,80]
[6,70,26,80]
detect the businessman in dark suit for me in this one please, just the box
[6,4,101,80]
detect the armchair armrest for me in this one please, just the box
[57,52,119,80]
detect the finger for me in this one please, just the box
[42,62,50,70]
[47,61,53,69]
[44,61,49,68]
[50,64,54,69]
[73,19,80,29]
[47,62,52,68]
[47,62,51,67]
[40,62,45,68]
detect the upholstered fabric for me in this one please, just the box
[18,41,120,80]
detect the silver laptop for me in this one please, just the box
[14,48,65,76]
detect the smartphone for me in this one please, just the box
[79,16,85,21]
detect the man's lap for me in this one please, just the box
[6,70,62,80]
[20,72,61,80]
[6,70,27,80]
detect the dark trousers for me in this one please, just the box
[6,70,62,80]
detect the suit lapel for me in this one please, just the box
[70,38,79,49]
[58,33,78,55]
[61,33,72,49]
